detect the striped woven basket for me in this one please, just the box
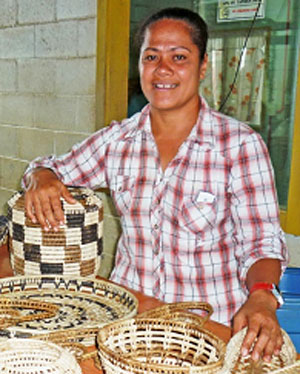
[7,187,103,277]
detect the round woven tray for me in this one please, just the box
[219,327,298,374]
[0,275,138,345]
[97,302,226,374]
[0,297,58,328]
[0,338,82,374]
[7,187,103,277]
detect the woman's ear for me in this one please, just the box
[199,53,208,81]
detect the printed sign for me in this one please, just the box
[217,0,265,22]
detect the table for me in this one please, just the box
[0,242,232,373]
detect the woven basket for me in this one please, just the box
[0,338,82,374]
[7,187,103,277]
[97,302,226,374]
[268,361,300,373]
[0,215,8,246]
[219,327,298,374]
[0,297,58,328]
[0,275,138,342]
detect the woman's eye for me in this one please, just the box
[174,54,186,61]
[144,55,157,62]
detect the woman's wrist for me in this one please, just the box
[248,286,280,310]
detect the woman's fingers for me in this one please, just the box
[24,169,76,230]
[233,291,283,362]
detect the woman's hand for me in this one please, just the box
[25,168,76,231]
[232,289,282,363]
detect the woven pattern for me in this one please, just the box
[0,216,8,246]
[0,275,138,342]
[219,327,297,374]
[0,338,82,374]
[0,297,58,328]
[269,361,300,373]
[97,302,226,374]
[7,187,103,277]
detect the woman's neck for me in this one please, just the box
[150,97,201,138]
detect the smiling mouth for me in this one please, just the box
[154,83,178,89]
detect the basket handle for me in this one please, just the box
[137,301,213,326]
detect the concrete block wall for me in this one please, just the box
[0,0,122,278]
[0,0,97,212]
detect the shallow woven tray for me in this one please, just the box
[0,275,138,344]
[0,338,82,374]
[7,187,103,277]
[0,297,58,328]
[219,327,298,374]
[97,302,226,374]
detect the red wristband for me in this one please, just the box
[249,282,273,294]
[249,282,284,308]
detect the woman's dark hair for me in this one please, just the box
[135,7,208,62]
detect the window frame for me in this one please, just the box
[280,55,300,235]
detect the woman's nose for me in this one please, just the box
[155,58,172,75]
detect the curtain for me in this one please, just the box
[200,30,267,127]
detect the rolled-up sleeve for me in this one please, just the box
[22,125,115,190]
[229,132,288,289]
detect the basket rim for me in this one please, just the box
[0,338,82,373]
[0,275,138,336]
[97,316,226,372]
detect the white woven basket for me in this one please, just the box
[97,302,226,374]
[0,338,82,374]
[218,327,298,374]
[7,187,103,277]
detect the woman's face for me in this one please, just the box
[139,18,207,113]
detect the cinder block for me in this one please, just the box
[1,158,28,190]
[0,125,18,158]
[78,19,96,57]
[0,94,34,126]
[35,21,78,58]
[54,131,89,155]
[18,59,56,93]
[56,58,96,95]
[76,96,96,133]
[57,0,96,20]
[0,60,17,92]
[0,187,15,215]
[33,95,78,131]
[18,0,55,25]
[0,26,34,58]
[17,128,54,161]
[0,0,16,28]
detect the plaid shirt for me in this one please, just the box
[23,98,288,325]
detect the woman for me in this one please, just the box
[23,8,288,362]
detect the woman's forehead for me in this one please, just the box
[142,19,194,47]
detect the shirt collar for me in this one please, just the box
[189,97,216,148]
[124,96,216,148]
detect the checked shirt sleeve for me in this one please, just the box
[229,131,288,290]
[22,125,116,190]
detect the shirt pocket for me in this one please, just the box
[180,189,217,234]
[110,175,135,215]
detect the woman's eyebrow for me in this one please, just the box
[143,46,192,52]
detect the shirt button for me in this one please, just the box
[154,224,159,230]
[153,248,159,255]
